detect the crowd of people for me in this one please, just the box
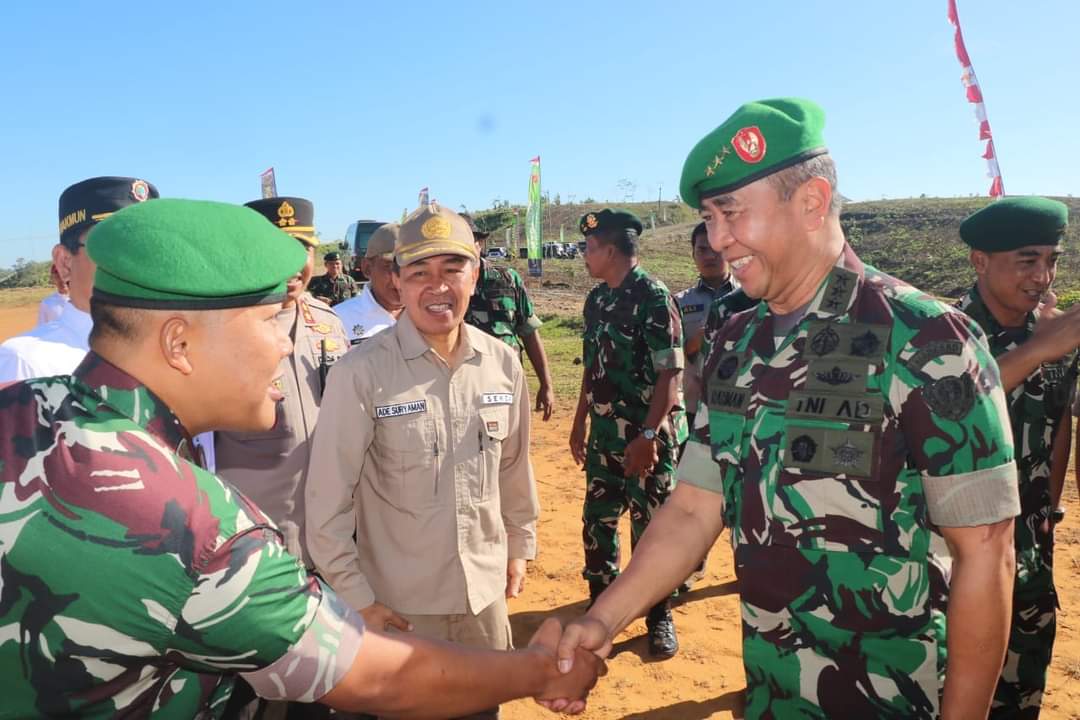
[0,95,1074,720]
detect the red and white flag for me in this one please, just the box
[947,0,1003,197]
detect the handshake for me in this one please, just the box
[527,615,613,714]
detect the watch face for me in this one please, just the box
[643,429,656,440]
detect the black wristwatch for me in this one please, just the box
[1051,507,1066,524]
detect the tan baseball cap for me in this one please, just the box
[395,203,478,266]
[365,223,399,259]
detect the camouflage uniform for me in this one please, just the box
[466,260,542,353]
[679,245,1017,718]
[958,286,1077,719]
[308,272,357,306]
[581,265,688,587]
[0,353,363,718]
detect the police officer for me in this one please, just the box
[0,176,158,381]
[552,98,1021,719]
[568,208,687,658]
[215,196,349,569]
[463,214,555,420]
[957,197,1077,719]
[674,221,739,431]
[0,198,600,718]
[334,223,404,344]
[305,203,541,720]
[309,250,358,306]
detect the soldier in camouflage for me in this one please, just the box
[957,196,1077,719]
[568,208,688,658]
[0,198,602,718]
[308,250,358,306]
[549,98,1020,720]
[463,213,555,420]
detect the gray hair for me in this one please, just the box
[765,154,842,215]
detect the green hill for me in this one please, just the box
[494,196,1080,307]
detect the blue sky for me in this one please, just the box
[1,0,1077,266]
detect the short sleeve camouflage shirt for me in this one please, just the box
[678,245,1017,718]
[466,261,542,352]
[0,353,362,718]
[583,265,686,438]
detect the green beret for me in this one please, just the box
[88,199,307,310]
[960,196,1069,252]
[323,251,341,262]
[680,98,828,209]
[579,209,643,237]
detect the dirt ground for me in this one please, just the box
[1,297,1077,718]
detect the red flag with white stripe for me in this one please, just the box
[948,0,1003,197]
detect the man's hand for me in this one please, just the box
[622,435,659,478]
[569,418,587,467]
[506,558,528,598]
[1030,291,1080,358]
[535,383,555,422]
[360,602,412,632]
[529,618,606,715]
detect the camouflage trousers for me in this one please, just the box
[581,419,675,587]
[990,541,1057,719]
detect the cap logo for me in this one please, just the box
[131,180,151,202]
[585,214,598,229]
[421,215,452,240]
[731,126,766,164]
[704,147,732,177]
[277,200,297,227]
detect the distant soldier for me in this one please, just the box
[463,213,555,420]
[36,262,70,326]
[309,250,358,306]
[335,223,404,344]
[674,221,739,430]
[568,208,687,658]
[957,197,1078,719]
[0,176,159,382]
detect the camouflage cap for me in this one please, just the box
[960,196,1068,251]
[680,98,828,209]
[365,223,399,259]
[88,199,307,309]
[395,203,478,266]
[579,208,643,237]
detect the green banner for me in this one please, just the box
[526,157,542,277]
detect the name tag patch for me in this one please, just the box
[681,303,705,315]
[375,400,428,418]
[482,393,513,405]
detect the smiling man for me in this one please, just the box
[305,203,540,720]
[550,98,1020,720]
[956,197,1076,719]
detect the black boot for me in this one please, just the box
[586,580,608,610]
[646,600,678,658]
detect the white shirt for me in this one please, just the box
[333,284,398,344]
[0,305,92,382]
[37,291,70,326]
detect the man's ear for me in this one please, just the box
[799,176,832,232]
[160,316,194,375]
[52,244,73,286]
[970,250,990,276]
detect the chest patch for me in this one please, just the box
[681,303,705,315]
[375,400,428,419]
[482,393,514,405]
